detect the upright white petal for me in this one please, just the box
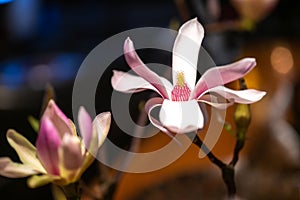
[172,18,204,89]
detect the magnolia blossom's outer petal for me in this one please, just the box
[159,99,204,133]
[83,112,111,160]
[0,157,39,178]
[36,116,61,176]
[43,100,73,138]
[190,58,256,99]
[6,129,45,173]
[111,70,173,97]
[93,112,111,148]
[76,112,111,180]
[198,94,234,109]
[206,86,267,104]
[124,38,170,99]
[172,18,204,89]
[27,174,59,188]
[78,107,93,149]
[56,134,84,185]
[145,97,175,136]
[59,134,83,171]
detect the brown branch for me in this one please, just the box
[192,134,236,197]
[192,134,226,168]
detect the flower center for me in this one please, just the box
[171,72,191,101]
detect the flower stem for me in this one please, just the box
[192,79,251,198]
[230,129,246,167]
[60,182,81,200]
[103,181,118,200]
[221,164,236,198]
[192,135,236,198]
[193,135,225,168]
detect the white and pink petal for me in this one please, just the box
[111,70,172,98]
[172,18,204,90]
[78,107,93,149]
[58,134,83,171]
[43,100,74,138]
[145,98,172,134]
[124,38,170,99]
[198,94,234,109]
[190,58,256,100]
[6,129,45,173]
[206,86,266,104]
[93,112,111,148]
[0,157,39,178]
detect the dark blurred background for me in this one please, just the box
[0,0,300,199]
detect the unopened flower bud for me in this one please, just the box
[234,104,251,132]
[234,79,251,137]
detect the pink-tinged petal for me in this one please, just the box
[36,116,61,176]
[93,112,111,148]
[145,98,182,144]
[0,157,39,178]
[6,129,45,173]
[78,107,93,149]
[80,112,111,175]
[43,100,73,138]
[145,97,173,134]
[59,134,83,171]
[112,70,173,97]
[190,58,256,99]
[206,86,267,104]
[27,174,59,188]
[124,37,170,99]
[172,18,204,89]
[198,94,234,109]
[159,99,204,134]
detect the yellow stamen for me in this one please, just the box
[177,72,185,87]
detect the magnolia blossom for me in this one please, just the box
[112,18,266,135]
[0,100,111,188]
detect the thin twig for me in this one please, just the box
[193,134,226,168]
[230,132,245,167]
[192,134,236,197]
